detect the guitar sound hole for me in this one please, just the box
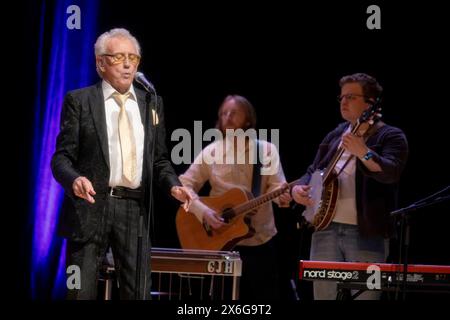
[221,209,235,223]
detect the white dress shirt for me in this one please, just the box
[102,80,144,189]
[333,125,358,225]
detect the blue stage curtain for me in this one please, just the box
[31,0,99,299]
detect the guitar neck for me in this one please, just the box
[233,180,300,216]
[323,123,362,182]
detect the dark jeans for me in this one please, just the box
[234,237,280,300]
[65,196,151,300]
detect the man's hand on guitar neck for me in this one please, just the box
[292,185,314,206]
[341,133,382,172]
[203,208,226,230]
[278,182,292,207]
[341,132,368,158]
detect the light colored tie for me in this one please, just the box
[113,92,137,184]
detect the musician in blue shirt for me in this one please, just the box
[292,73,409,300]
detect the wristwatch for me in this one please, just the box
[361,150,374,161]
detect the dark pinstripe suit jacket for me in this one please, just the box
[51,82,180,242]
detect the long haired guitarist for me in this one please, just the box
[178,95,291,300]
[292,73,409,300]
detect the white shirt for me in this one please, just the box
[102,80,144,189]
[332,125,358,225]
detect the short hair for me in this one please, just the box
[216,95,257,133]
[339,73,383,101]
[94,28,141,56]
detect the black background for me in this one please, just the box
[11,1,450,300]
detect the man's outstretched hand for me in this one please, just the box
[171,185,193,211]
[73,176,96,204]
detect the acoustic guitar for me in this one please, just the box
[176,181,298,251]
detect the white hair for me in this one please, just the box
[94,28,141,56]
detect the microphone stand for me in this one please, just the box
[390,186,450,301]
[135,84,158,300]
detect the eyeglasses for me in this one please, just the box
[337,93,366,103]
[220,110,239,118]
[102,52,141,65]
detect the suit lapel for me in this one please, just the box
[89,82,110,170]
[135,88,153,183]
[135,88,148,126]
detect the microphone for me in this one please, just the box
[134,72,156,93]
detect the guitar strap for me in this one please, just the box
[251,140,263,197]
